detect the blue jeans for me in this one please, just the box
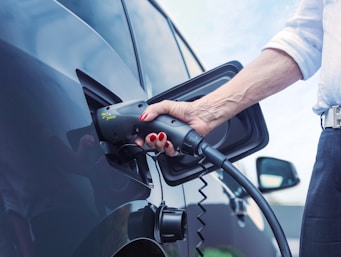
[300,128,341,257]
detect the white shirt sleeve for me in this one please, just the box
[264,0,323,80]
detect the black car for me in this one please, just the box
[0,1,299,257]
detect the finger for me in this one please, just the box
[134,137,144,147]
[145,133,158,149]
[164,140,178,157]
[139,100,173,121]
[155,132,167,152]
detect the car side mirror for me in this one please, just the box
[256,157,300,193]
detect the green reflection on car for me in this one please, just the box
[203,247,246,257]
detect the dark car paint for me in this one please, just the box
[182,174,277,257]
[0,1,278,257]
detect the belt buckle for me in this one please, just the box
[331,105,341,129]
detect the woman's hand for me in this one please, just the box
[139,100,214,135]
[136,99,218,156]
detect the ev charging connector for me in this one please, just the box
[96,100,203,156]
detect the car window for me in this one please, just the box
[56,0,204,98]
[175,33,204,78]
[124,0,193,97]
[56,0,139,80]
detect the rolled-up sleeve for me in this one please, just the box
[264,0,323,80]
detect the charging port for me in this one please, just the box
[76,69,153,187]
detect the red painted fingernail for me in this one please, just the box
[139,112,148,121]
[158,132,165,141]
[150,135,157,142]
[165,142,169,148]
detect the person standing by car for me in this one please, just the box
[138,0,341,256]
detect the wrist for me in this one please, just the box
[189,99,226,135]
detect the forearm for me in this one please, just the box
[191,48,303,131]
